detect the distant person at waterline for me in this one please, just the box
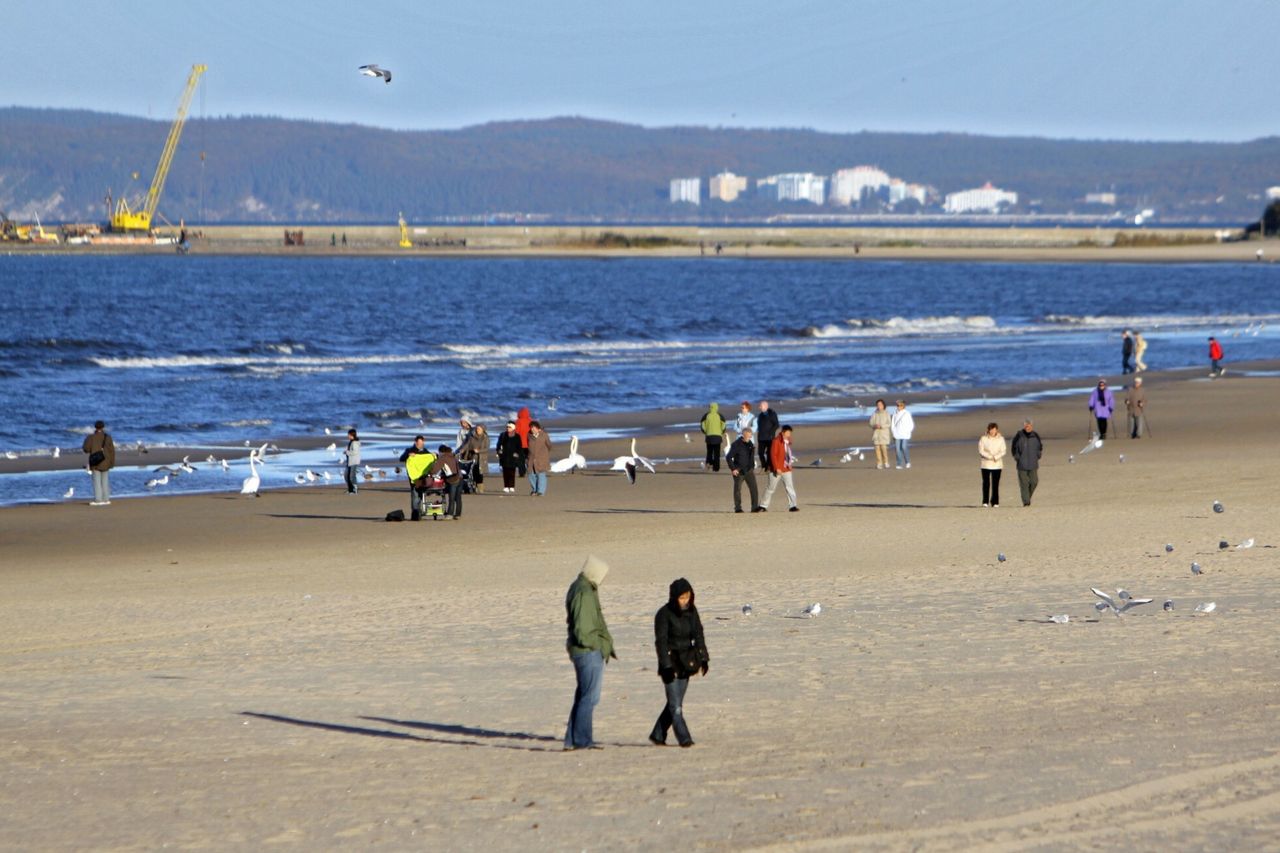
[1121,329,1135,374]
[526,421,552,496]
[1208,336,1225,377]
[458,423,490,494]
[700,402,726,472]
[1134,331,1149,373]
[343,428,361,494]
[1125,377,1148,439]
[755,400,779,471]
[1088,379,1116,440]
[734,401,756,437]
[890,399,915,469]
[869,399,892,469]
[81,420,115,506]
[978,422,1006,508]
[496,421,526,494]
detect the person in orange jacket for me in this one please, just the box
[759,424,798,512]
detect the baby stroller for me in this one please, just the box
[458,459,480,494]
[405,452,447,521]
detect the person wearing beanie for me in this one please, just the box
[649,577,708,748]
[564,555,616,750]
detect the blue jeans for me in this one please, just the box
[895,438,910,467]
[529,470,548,495]
[345,465,358,493]
[649,676,692,746]
[565,650,604,749]
[91,470,110,503]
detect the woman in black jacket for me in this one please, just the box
[495,421,526,493]
[649,578,709,748]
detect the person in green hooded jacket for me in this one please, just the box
[700,402,726,472]
[564,555,616,750]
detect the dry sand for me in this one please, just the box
[2,372,1279,850]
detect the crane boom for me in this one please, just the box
[111,64,207,232]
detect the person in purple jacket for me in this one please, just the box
[1088,379,1116,440]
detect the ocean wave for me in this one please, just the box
[245,365,345,376]
[1041,312,1280,329]
[801,382,888,398]
[798,315,998,338]
[223,418,274,427]
[91,352,454,369]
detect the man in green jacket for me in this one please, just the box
[564,555,616,750]
[700,402,726,472]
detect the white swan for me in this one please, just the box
[610,438,656,479]
[551,435,587,473]
[240,454,261,496]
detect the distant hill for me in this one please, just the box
[1,108,1277,222]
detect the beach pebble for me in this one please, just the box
[1164,543,1174,553]
[1219,540,1229,550]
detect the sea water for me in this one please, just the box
[1,255,1277,503]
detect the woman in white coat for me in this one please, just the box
[890,400,915,469]
[978,422,1007,508]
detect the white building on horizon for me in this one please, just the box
[830,166,890,207]
[709,171,749,202]
[757,172,826,205]
[669,177,701,205]
[1267,186,1280,200]
[944,182,1017,214]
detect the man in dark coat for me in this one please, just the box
[1121,329,1135,374]
[1011,419,1043,507]
[725,427,760,513]
[399,435,431,520]
[755,400,779,471]
[649,577,708,748]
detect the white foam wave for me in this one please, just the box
[803,315,998,338]
[92,353,454,370]
[223,418,273,427]
[1042,312,1280,329]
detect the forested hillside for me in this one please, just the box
[1,108,1276,222]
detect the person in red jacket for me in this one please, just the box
[1208,336,1225,377]
[759,425,798,512]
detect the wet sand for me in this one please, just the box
[2,370,1279,849]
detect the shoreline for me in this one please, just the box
[4,359,1275,495]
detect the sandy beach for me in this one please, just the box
[2,370,1279,850]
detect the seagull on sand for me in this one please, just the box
[803,602,822,618]
[146,474,169,489]
[51,447,61,459]
[550,435,587,473]
[358,64,392,83]
[63,486,75,499]
[1091,587,1153,616]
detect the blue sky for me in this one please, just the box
[6,0,1277,141]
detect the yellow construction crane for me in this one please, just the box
[398,212,412,248]
[110,64,207,232]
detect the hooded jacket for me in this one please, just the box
[1088,387,1116,419]
[654,578,708,681]
[515,407,532,449]
[700,403,726,438]
[429,448,462,484]
[566,556,615,660]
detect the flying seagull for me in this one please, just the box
[1091,587,1153,616]
[358,64,392,84]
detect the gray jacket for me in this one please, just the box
[1011,429,1042,471]
[345,439,361,466]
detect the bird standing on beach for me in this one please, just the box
[550,435,587,473]
[611,438,655,482]
[241,452,263,497]
[63,486,74,499]
[358,64,392,83]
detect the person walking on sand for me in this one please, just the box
[890,399,915,469]
[343,428,361,494]
[1121,329,1135,374]
[1088,379,1116,440]
[515,407,532,461]
[1125,377,1148,439]
[1011,419,1043,507]
[459,423,490,493]
[734,401,756,436]
[725,427,760,513]
[82,420,115,506]
[399,435,432,520]
[496,421,526,494]
[700,402,726,472]
[979,422,1006,508]
[649,577,708,748]
[431,444,464,519]
[564,555,616,751]
[760,424,798,512]
[526,420,552,496]
[1134,332,1149,373]
[869,399,892,469]
[755,400,779,472]
[1208,336,1225,377]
